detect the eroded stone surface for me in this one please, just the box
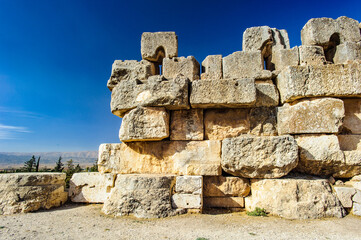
[203,176,250,197]
[343,99,361,134]
[271,47,299,71]
[201,55,222,80]
[141,32,178,62]
[163,56,200,81]
[221,135,298,178]
[170,109,203,141]
[334,186,356,208]
[222,51,264,79]
[299,45,326,66]
[171,194,202,209]
[334,42,361,64]
[338,135,361,151]
[249,107,277,136]
[255,81,279,107]
[175,176,202,195]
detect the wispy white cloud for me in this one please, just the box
[0,107,45,119]
[0,123,31,140]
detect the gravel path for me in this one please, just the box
[0,204,361,240]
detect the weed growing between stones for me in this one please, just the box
[246,207,268,217]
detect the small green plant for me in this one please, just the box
[246,207,267,217]
[0,226,5,229]
[196,238,209,240]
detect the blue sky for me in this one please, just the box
[0,0,360,152]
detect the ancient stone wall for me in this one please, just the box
[71,17,361,219]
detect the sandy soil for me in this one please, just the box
[0,204,361,240]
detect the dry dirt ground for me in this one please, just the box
[0,204,361,240]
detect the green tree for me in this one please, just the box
[65,159,82,188]
[53,157,64,172]
[89,159,98,172]
[23,155,36,172]
[35,156,41,172]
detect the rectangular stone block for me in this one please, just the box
[111,75,189,117]
[119,107,169,142]
[141,32,178,62]
[201,55,222,80]
[175,176,202,195]
[203,176,250,197]
[276,63,361,103]
[163,56,200,81]
[338,135,361,151]
[249,107,277,136]
[343,99,361,134]
[170,109,203,140]
[278,98,344,134]
[190,79,256,108]
[255,81,279,107]
[222,51,263,79]
[69,173,115,203]
[271,47,299,71]
[171,194,202,209]
[299,45,326,66]
[98,141,222,176]
[204,109,249,140]
[107,60,156,91]
[203,197,244,208]
[334,42,361,64]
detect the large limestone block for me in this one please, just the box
[204,109,249,140]
[111,75,189,117]
[277,98,344,134]
[68,173,115,203]
[175,176,202,195]
[119,107,169,142]
[107,60,156,91]
[276,63,361,103]
[190,79,256,108]
[299,45,326,66]
[338,135,361,151]
[353,190,361,216]
[0,173,67,215]
[201,55,222,80]
[141,32,178,62]
[343,99,361,134]
[163,56,200,81]
[245,175,346,219]
[203,176,250,197]
[171,194,202,209]
[102,174,178,218]
[271,47,299,71]
[98,141,222,176]
[334,186,357,208]
[249,107,277,136]
[255,81,279,107]
[221,135,298,178]
[204,197,244,208]
[170,109,203,141]
[334,42,361,64]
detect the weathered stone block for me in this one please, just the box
[222,51,264,79]
[107,60,156,91]
[334,186,356,208]
[190,79,256,108]
[163,56,200,81]
[203,176,250,197]
[338,135,361,151]
[175,176,202,195]
[141,32,178,62]
[98,141,222,176]
[271,47,299,71]
[299,45,326,66]
[204,109,249,140]
[352,190,361,216]
[0,173,67,215]
[277,98,344,134]
[171,194,202,209]
[119,107,169,142]
[69,173,115,203]
[255,81,279,107]
[245,175,346,219]
[201,55,222,80]
[334,42,361,64]
[204,197,244,208]
[221,135,298,178]
[170,109,203,141]
[102,174,178,218]
[276,63,361,103]
[249,107,277,136]
[343,99,361,134]
[111,75,189,117]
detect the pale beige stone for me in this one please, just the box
[170,109,203,141]
[271,47,299,71]
[119,107,169,142]
[221,135,298,178]
[0,173,67,215]
[334,42,361,64]
[68,173,115,203]
[242,26,273,53]
[190,79,256,108]
[201,55,222,80]
[171,194,202,209]
[245,175,346,219]
[102,174,179,218]
[175,176,202,195]
[222,51,264,79]
[255,82,279,107]
[343,99,361,134]
[204,109,249,140]
[163,56,200,81]
[277,98,344,134]
[203,176,250,197]
[338,135,361,151]
[276,63,361,103]
[204,197,244,208]
[107,60,156,91]
[299,45,326,66]
[334,186,357,208]
[98,141,221,176]
[249,107,277,136]
[111,76,189,117]
[352,190,361,216]
[141,32,178,62]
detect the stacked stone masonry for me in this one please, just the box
[69,16,361,219]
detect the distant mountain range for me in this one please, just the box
[0,151,98,168]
